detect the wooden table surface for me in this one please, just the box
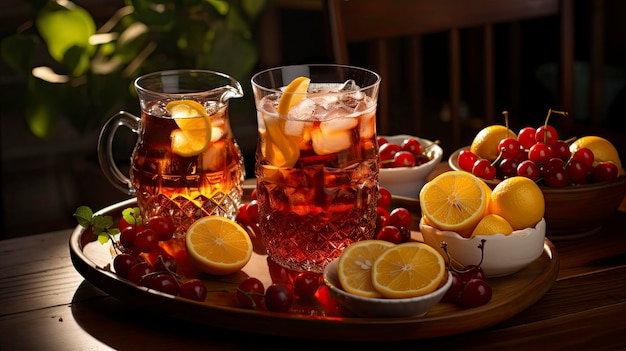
[2,176,626,350]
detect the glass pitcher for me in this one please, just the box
[98,70,245,236]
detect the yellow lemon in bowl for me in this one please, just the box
[570,136,623,176]
[470,125,517,161]
[490,176,545,230]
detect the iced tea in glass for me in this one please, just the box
[99,70,245,236]
[251,65,381,273]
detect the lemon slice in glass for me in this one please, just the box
[262,76,310,167]
[166,100,211,157]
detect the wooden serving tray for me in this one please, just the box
[69,190,559,341]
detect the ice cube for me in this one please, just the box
[283,119,310,137]
[339,79,359,91]
[288,98,316,120]
[210,126,224,142]
[359,111,376,139]
[309,92,339,109]
[320,114,358,132]
[311,128,351,155]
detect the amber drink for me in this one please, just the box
[251,65,381,273]
[99,70,245,235]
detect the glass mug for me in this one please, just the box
[98,70,246,236]
[251,64,381,273]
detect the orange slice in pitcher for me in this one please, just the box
[167,100,211,157]
[262,77,310,167]
[185,216,253,275]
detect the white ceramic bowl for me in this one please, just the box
[419,218,546,277]
[379,135,443,199]
[323,259,452,318]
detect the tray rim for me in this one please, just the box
[69,197,560,341]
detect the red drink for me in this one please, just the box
[254,80,379,273]
[131,100,245,236]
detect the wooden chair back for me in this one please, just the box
[325,0,576,150]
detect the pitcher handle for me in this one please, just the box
[97,111,140,195]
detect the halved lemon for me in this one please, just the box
[167,100,211,157]
[419,170,490,236]
[371,242,446,299]
[337,240,396,298]
[185,216,253,275]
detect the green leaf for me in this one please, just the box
[97,234,110,245]
[73,206,94,228]
[92,215,114,232]
[122,207,142,226]
[1,35,36,74]
[36,1,95,65]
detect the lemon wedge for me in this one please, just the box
[277,76,310,116]
[166,100,212,157]
[261,77,310,168]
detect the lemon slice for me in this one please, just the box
[337,240,396,298]
[185,216,253,275]
[371,242,446,299]
[277,76,310,116]
[166,100,211,157]
[261,77,310,167]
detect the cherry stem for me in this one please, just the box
[502,111,511,138]
[422,140,441,152]
[543,109,569,144]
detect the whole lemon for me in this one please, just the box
[570,136,623,176]
[470,125,517,161]
[490,176,545,230]
[471,214,514,237]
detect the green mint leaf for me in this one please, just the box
[97,234,110,245]
[121,207,142,226]
[73,206,94,228]
[91,215,114,233]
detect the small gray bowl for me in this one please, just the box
[323,259,452,318]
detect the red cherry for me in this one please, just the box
[377,136,388,146]
[246,200,260,224]
[460,278,492,308]
[592,162,619,182]
[517,160,541,181]
[528,142,552,165]
[457,150,478,172]
[148,216,175,241]
[498,137,522,159]
[293,271,320,298]
[376,226,403,244]
[379,143,400,162]
[180,279,208,302]
[566,158,591,184]
[472,159,496,180]
[401,137,422,155]
[377,187,392,208]
[375,206,390,232]
[517,127,537,149]
[535,125,558,146]
[392,151,416,167]
[389,207,412,228]
[543,166,569,187]
[571,147,594,169]
[549,141,572,161]
[498,158,519,178]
